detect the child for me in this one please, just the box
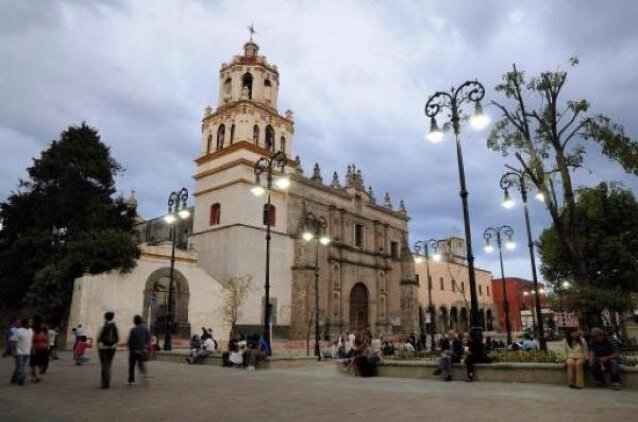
[73,337,91,365]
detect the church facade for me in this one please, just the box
[67,39,491,344]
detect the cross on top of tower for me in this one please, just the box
[247,23,256,42]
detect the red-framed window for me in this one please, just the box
[209,203,221,226]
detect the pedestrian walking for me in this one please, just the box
[48,325,59,360]
[97,311,119,389]
[2,316,20,358]
[127,315,150,386]
[29,317,49,382]
[10,318,33,385]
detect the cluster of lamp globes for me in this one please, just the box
[414,252,441,264]
[302,230,331,246]
[523,289,546,296]
[163,208,190,224]
[250,171,291,197]
[425,101,491,143]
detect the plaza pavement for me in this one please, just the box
[1,351,636,421]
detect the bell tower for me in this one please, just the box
[199,39,294,155]
[191,37,296,330]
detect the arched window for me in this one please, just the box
[263,204,276,227]
[265,125,275,151]
[280,136,286,153]
[253,125,260,146]
[216,124,225,150]
[206,134,213,154]
[209,203,221,226]
[230,124,235,145]
[223,77,232,96]
[242,72,253,99]
[461,282,465,293]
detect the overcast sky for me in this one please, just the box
[2,0,637,281]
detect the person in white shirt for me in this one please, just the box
[187,336,217,364]
[10,318,33,385]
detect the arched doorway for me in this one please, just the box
[439,307,449,333]
[349,283,369,332]
[143,268,191,338]
[459,308,469,332]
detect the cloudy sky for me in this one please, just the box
[2,0,637,281]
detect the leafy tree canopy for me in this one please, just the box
[0,123,139,322]
[539,183,638,313]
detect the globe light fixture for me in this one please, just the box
[302,231,314,242]
[535,192,545,202]
[502,189,515,209]
[432,252,442,262]
[469,101,490,130]
[178,209,190,219]
[275,174,291,190]
[319,235,331,246]
[164,214,176,224]
[505,238,516,250]
[561,281,571,289]
[425,116,444,143]
[414,255,424,264]
[484,242,494,253]
[251,184,266,197]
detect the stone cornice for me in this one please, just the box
[204,100,292,125]
[190,222,289,238]
[194,141,297,167]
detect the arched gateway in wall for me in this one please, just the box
[349,283,369,332]
[142,268,191,338]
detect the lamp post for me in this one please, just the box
[500,171,547,350]
[162,187,190,351]
[425,80,490,337]
[251,150,290,353]
[301,211,331,361]
[413,239,441,351]
[483,225,515,345]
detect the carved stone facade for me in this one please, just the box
[287,162,415,338]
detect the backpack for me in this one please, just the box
[100,323,118,347]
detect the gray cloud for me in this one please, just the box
[1,0,637,280]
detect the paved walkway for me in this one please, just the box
[1,351,636,421]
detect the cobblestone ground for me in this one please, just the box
[1,351,636,422]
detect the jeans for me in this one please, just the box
[439,356,452,376]
[12,355,29,384]
[592,357,621,384]
[188,350,212,365]
[99,348,116,388]
[74,355,90,365]
[128,351,147,383]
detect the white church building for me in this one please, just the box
[67,38,426,346]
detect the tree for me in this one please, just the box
[290,279,314,356]
[218,274,253,338]
[539,183,638,326]
[488,60,638,288]
[0,123,139,322]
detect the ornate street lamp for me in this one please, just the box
[163,187,190,351]
[425,80,490,337]
[500,170,547,350]
[301,211,331,361]
[251,150,290,352]
[413,239,441,351]
[483,225,515,345]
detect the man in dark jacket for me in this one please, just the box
[434,331,463,381]
[97,311,119,389]
[127,315,150,386]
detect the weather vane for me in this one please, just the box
[247,23,256,41]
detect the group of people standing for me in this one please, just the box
[4,316,59,385]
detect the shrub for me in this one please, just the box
[488,350,563,364]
